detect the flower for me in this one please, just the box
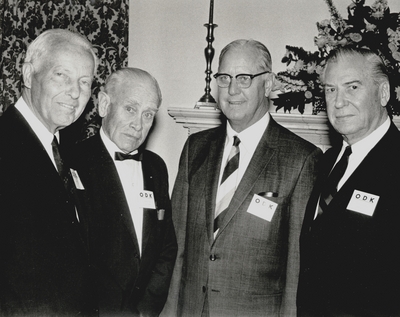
[273,0,400,116]
[396,86,400,101]
[349,33,362,42]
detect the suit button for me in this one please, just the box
[202,286,206,293]
[209,254,216,261]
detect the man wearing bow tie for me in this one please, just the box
[71,68,177,317]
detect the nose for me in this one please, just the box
[130,115,142,131]
[228,78,241,96]
[334,89,347,109]
[66,81,80,100]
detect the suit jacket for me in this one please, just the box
[0,105,96,316]
[297,122,400,317]
[164,116,322,317]
[71,133,177,317]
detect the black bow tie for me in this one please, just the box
[115,151,142,161]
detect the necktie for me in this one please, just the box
[115,151,142,161]
[51,136,76,213]
[319,145,352,212]
[214,136,241,232]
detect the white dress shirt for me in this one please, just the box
[314,117,391,219]
[100,128,144,255]
[336,117,390,190]
[216,112,270,204]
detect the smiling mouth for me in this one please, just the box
[59,103,75,111]
[228,100,244,105]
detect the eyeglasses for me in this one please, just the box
[213,70,270,88]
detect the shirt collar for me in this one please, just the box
[100,127,138,160]
[343,117,390,156]
[226,112,270,151]
[15,97,57,145]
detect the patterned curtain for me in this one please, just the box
[0,0,129,141]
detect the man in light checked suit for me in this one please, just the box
[162,39,322,317]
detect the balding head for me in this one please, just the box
[99,67,162,152]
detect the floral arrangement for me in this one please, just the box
[272,0,400,116]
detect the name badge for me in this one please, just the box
[70,169,85,190]
[347,190,379,216]
[246,194,278,222]
[138,190,156,209]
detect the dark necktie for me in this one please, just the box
[51,136,76,213]
[115,151,142,161]
[319,145,352,212]
[214,136,241,232]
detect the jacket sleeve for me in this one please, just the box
[281,146,322,317]
[159,138,191,317]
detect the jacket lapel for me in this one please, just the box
[141,157,158,255]
[205,127,226,244]
[214,116,279,240]
[8,106,75,215]
[94,136,141,255]
[328,123,399,211]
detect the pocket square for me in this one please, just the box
[257,191,278,198]
[157,209,165,221]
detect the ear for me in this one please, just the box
[264,72,276,97]
[379,80,390,107]
[22,63,34,89]
[98,91,110,118]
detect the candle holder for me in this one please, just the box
[195,0,218,109]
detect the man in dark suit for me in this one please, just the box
[297,47,400,316]
[0,29,98,315]
[71,68,177,317]
[163,39,322,317]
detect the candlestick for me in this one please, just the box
[209,0,214,24]
[195,0,218,109]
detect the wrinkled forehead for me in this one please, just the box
[323,54,370,83]
[116,79,160,108]
[39,44,95,72]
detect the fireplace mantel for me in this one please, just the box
[168,107,400,151]
[168,107,333,150]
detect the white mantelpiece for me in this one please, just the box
[167,107,223,134]
[168,107,400,152]
[168,107,333,150]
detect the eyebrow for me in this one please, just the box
[324,80,363,87]
[343,80,362,85]
[125,100,159,112]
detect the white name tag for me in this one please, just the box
[347,190,379,216]
[246,194,278,222]
[70,169,85,190]
[138,190,156,209]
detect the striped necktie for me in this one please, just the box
[51,136,76,214]
[319,145,352,213]
[214,136,241,232]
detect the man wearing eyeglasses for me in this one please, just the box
[163,39,322,317]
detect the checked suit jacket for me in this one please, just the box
[297,122,400,317]
[164,115,322,317]
[71,133,177,317]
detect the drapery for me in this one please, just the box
[0,0,129,141]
